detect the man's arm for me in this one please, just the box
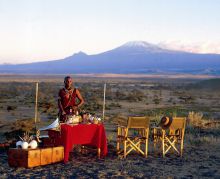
[58,98,66,115]
[58,90,66,115]
[75,89,84,108]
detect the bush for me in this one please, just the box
[188,111,204,128]
[7,106,17,111]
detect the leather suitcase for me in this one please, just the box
[8,148,41,168]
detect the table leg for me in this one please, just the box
[97,148,101,159]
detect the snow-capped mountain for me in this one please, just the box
[102,41,179,55]
[0,41,220,74]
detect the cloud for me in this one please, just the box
[158,41,220,54]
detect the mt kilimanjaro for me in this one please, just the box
[0,41,220,74]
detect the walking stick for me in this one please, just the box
[34,82,39,123]
[102,83,106,122]
[34,82,41,142]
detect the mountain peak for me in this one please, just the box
[123,41,154,48]
[72,51,88,57]
[115,40,168,54]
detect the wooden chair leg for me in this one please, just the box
[162,138,165,157]
[153,139,158,155]
[153,128,156,153]
[181,139,184,157]
[117,140,120,153]
[124,141,127,158]
[138,143,141,154]
[145,139,148,157]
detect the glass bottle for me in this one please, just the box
[69,106,73,115]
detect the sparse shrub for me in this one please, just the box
[188,111,220,128]
[115,90,127,100]
[153,97,160,105]
[110,114,127,125]
[108,102,121,108]
[7,105,17,111]
[188,134,220,146]
[179,95,194,103]
[5,118,35,140]
[188,111,204,128]
[168,97,173,103]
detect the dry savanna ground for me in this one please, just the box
[0,74,220,178]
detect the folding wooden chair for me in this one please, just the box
[117,116,150,158]
[153,117,186,157]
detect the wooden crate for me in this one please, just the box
[40,148,52,166]
[8,148,41,168]
[52,146,64,163]
[8,146,64,168]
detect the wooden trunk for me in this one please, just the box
[40,148,52,166]
[8,146,64,168]
[52,146,64,163]
[8,148,41,168]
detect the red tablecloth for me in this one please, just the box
[48,124,108,163]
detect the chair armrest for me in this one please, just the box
[152,126,162,130]
[167,129,183,139]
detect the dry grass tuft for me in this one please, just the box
[4,119,35,141]
[188,111,204,128]
[111,114,127,126]
[12,119,35,132]
[188,111,220,129]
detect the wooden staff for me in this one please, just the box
[102,83,106,122]
[34,82,39,123]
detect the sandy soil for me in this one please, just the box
[0,128,220,178]
[0,75,220,178]
[0,122,220,178]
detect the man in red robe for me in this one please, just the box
[58,76,84,122]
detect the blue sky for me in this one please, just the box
[0,0,220,64]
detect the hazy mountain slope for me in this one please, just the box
[0,41,220,74]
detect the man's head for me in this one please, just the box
[64,76,73,90]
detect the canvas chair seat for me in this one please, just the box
[152,117,186,157]
[118,135,148,140]
[116,116,150,158]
